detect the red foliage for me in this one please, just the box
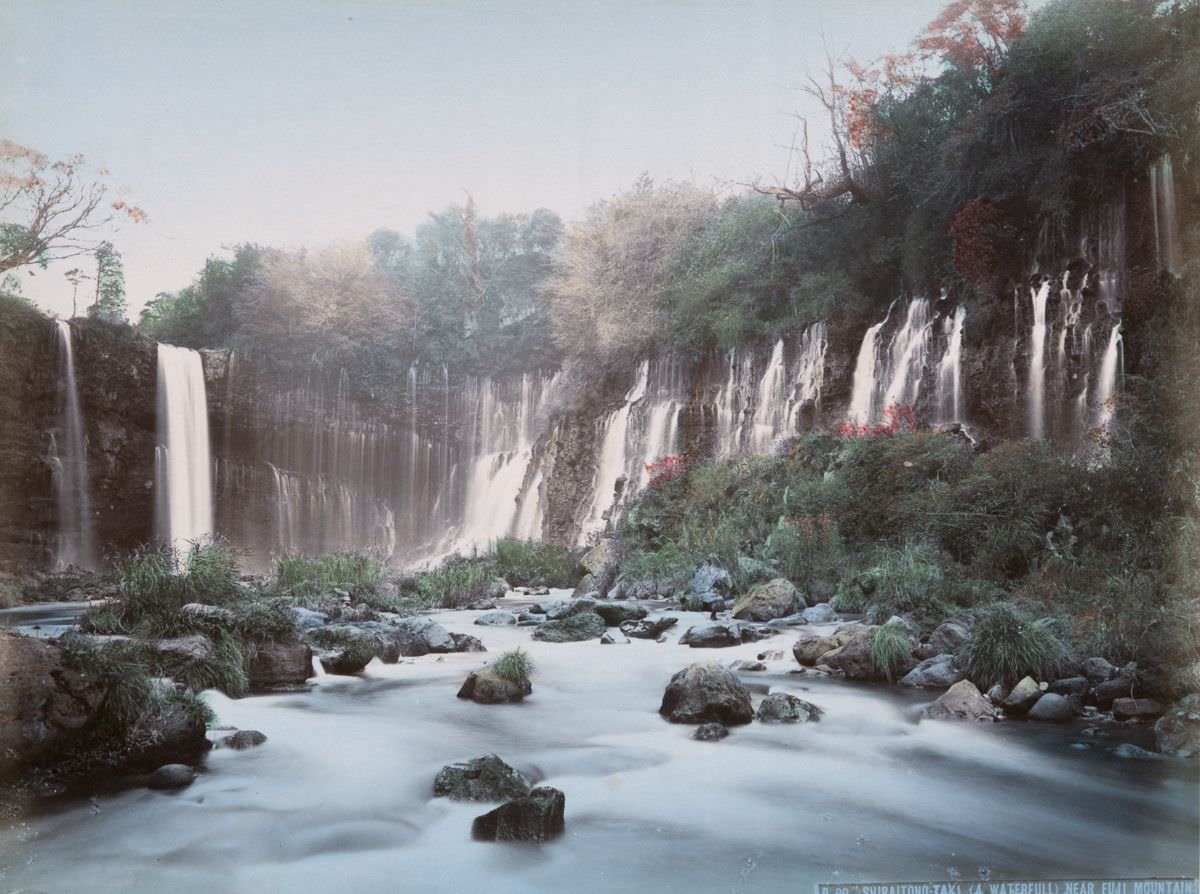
[916,0,1027,73]
[948,197,1011,286]
[645,454,690,489]
[835,405,920,440]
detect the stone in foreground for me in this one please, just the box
[694,722,729,741]
[923,680,998,722]
[755,692,823,723]
[659,662,754,725]
[471,786,565,842]
[433,753,532,802]
[147,764,195,790]
[1027,692,1074,722]
[457,667,532,704]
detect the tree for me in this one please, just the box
[87,241,127,323]
[0,139,145,275]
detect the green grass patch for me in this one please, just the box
[963,603,1063,688]
[490,539,582,588]
[415,556,498,608]
[870,621,913,684]
[492,648,533,685]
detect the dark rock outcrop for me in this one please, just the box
[221,730,268,750]
[694,722,729,741]
[755,692,822,723]
[593,602,647,627]
[1154,695,1200,757]
[248,641,313,690]
[147,763,195,790]
[531,611,606,642]
[621,617,678,639]
[679,622,743,648]
[457,667,531,704]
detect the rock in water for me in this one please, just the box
[678,622,744,648]
[471,786,565,842]
[433,754,532,802]
[531,611,607,642]
[474,611,518,627]
[694,723,729,741]
[899,654,965,689]
[1002,676,1042,714]
[733,578,804,622]
[802,603,837,624]
[1112,698,1165,721]
[621,617,678,639]
[248,641,313,691]
[1082,657,1118,683]
[147,764,195,790]
[793,634,842,666]
[755,692,823,723]
[1154,694,1200,757]
[457,667,532,704]
[600,630,630,645]
[1028,693,1074,722]
[923,680,998,722]
[221,730,268,750]
[593,602,647,626]
[659,663,754,725]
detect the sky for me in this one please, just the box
[1,0,958,319]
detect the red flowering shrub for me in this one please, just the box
[645,454,690,489]
[836,405,920,440]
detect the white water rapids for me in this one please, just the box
[3,603,1195,894]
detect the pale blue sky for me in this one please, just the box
[1,0,957,317]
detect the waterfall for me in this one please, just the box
[1150,154,1180,276]
[1092,323,1123,432]
[749,339,786,453]
[847,319,885,426]
[713,350,753,458]
[578,361,649,542]
[935,306,966,423]
[156,344,214,551]
[881,298,932,411]
[1027,280,1050,439]
[50,321,96,570]
[785,321,827,431]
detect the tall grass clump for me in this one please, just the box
[861,541,949,624]
[415,557,497,608]
[762,509,844,591]
[492,648,534,685]
[491,539,583,588]
[963,603,1063,688]
[870,621,913,684]
[275,552,384,601]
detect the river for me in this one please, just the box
[1,601,1196,893]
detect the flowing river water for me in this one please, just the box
[1,599,1197,893]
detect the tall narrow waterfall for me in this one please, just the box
[1092,323,1123,432]
[579,361,650,541]
[50,321,96,570]
[156,344,213,551]
[1027,280,1050,439]
[749,339,787,453]
[881,298,932,411]
[847,318,885,426]
[1150,154,1180,276]
[936,306,966,422]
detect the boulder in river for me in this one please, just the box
[600,630,630,645]
[471,786,565,842]
[679,622,742,648]
[659,662,754,725]
[917,621,970,660]
[802,603,837,625]
[147,764,195,790]
[755,692,822,723]
[581,538,621,595]
[385,618,485,657]
[1091,666,1138,708]
[732,578,804,622]
[923,680,998,722]
[125,699,213,770]
[1049,676,1089,697]
[474,611,518,627]
[1027,693,1074,722]
[1154,694,1200,757]
[792,633,842,666]
[899,654,964,689]
[457,667,532,704]
[680,591,726,613]
[433,754,532,802]
[248,641,313,690]
[1112,698,1165,721]
[822,626,910,681]
[221,730,268,750]
[593,602,647,627]
[621,617,677,639]
[532,611,607,642]
[1002,676,1043,714]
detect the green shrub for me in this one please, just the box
[415,557,497,608]
[491,539,583,588]
[305,626,381,665]
[63,640,158,739]
[233,599,300,644]
[963,603,1063,688]
[763,509,844,591]
[492,648,533,685]
[275,552,385,601]
[861,541,950,624]
[870,621,914,684]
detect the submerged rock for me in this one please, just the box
[694,722,729,741]
[1154,694,1200,757]
[433,754,532,802]
[471,786,565,842]
[620,617,677,639]
[457,667,531,704]
[755,692,822,723]
[1113,743,1163,761]
[221,730,268,750]
[147,764,195,790]
[923,680,998,722]
[733,578,804,622]
[531,611,606,642]
[659,662,754,725]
